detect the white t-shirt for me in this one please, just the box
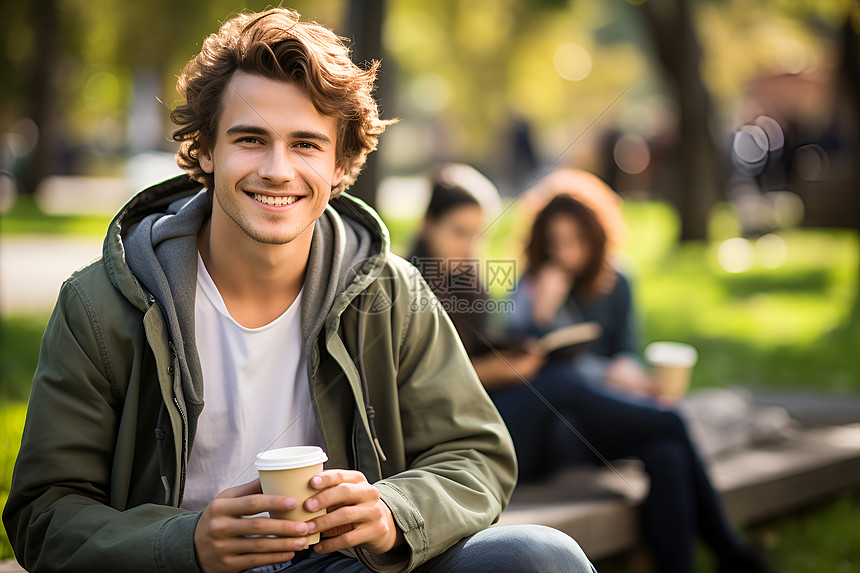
[181,253,322,511]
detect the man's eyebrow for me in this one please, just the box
[225,125,332,145]
[289,130,332,145]
[225,124,270,137]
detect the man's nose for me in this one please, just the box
[258,143,297,183]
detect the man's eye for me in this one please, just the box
[295,142,319,150]
[237,136,261,144]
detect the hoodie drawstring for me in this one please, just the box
[356,311,387,463]
[154,403,172,505]
[150,294,387,503]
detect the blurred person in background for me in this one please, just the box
[410,166,774,573]
[507,191,651,399]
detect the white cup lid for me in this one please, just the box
[254,446,328,471]
[644,342,698,367]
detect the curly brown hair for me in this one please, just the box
[525,195,609,300]
[170,8,395,195]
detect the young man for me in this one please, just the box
[3,9,595,573]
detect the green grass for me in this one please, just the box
[751,492,860,573]
[0,315,46,403]
[0,316,45,560]
[0,196,112,237]
[0,403,27,560]
[623,201,860,394]
[0,198,858,566]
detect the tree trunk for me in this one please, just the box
[21,0,60,196]
[345,0,390,209]
[836,3,860,323]
[638,0,722,241]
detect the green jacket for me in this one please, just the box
[3,176,517,573]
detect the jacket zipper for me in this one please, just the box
[173,396,187,506]
[168,340,188,507]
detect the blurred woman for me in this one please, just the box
[409,167,773,573]
[409,165,544,386]
[507,194,654,399]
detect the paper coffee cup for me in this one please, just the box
[255,446,328,544]
[644,342,698,402]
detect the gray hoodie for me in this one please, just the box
[123,188,377,453]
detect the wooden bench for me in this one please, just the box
[497,422,860,560]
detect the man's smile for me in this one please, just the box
[246,191,306,208]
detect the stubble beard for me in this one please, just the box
[214,176,319,245]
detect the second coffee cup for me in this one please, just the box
[644,341,699,402]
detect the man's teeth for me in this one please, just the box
[253,193,301,206]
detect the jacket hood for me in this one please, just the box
[105,174,389,446]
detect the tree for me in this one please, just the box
[345,0,389,208]
[835,0,860,322]
[21,0,60,196]
[636,0,722,242]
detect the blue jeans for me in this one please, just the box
[244,524,596,572]
[490,360,744,573]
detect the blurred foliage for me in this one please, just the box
[385,0,649,167]
[0,0,345,152]
[382,0,854,172]
[3,0,855,177]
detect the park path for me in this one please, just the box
[0,235,104,316]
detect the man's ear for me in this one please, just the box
[199,147,214,174]
[331,164,346,192]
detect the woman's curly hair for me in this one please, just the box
[170,8,395,195]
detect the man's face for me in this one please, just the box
[199,71,344,245]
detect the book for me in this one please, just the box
[537,321,602,358]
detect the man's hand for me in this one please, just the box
[194,479,312,573]
[304,470,404,556]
